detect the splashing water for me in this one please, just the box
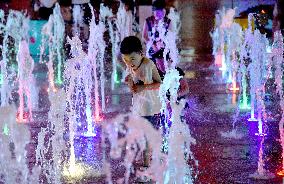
[1,11,28,107]
[211,9,223,68]
[225,22,242,89]
[219,8,236,72]
[159,68,198,183]
[107,7,119,90]
[110,2,135,89]
[0,104,40,183]
[40,3,65,87]
[273,31,284,175]
[249,137,275,179]
[17,40,36,123]
[248,30,268,133]
[239,38,250,110]
[164,99,197,183]
[88,5,106,116]
[103,113,166,183]
[72,4,84,36]
[116,2,134,41]
[53,3,65,85]
[65,35,96,136]
[248,30,275,180]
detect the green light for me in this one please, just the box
[114,71,120,84]
[3,123,9,136]
[56,62,63,85]
[55,78,63,85]
[239,103,251,110]
[239,95,251,110]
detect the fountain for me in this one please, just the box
[16,40,36,123]
[109,1,136,90]
[40,3,65,88]
[272,31,284,176]
[88,4,106,118]
[248,29,268,132]
[248,21,275,181]
[0,104,40,183]
[211,9,223,68]
[62,35,102,180]
[249,136,275,179]
[1,10,28,107]
[0,3,204,183]
[219,8,236,73]
[159,68,197,183]
[220,66,244,139]
[225,22,242,92]
[239,37,250,110]
[72,4,84,36]
[107,8,119,91]
[65,35,97,136]
[221,8,243,88]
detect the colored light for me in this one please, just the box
[62,162,86,179]
[3,124,9,136]
[16,112,29,123]
[239,93,250,110]
[114,72,120,84]
[239,102,251,110]
[55,78,63,85]
[277,170,284,176]
[229,87,240,91]
[94,113,103,122]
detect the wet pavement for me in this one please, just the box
[12,54,281,184]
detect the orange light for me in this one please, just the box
[277,170,284,176]
[229,87,240,91]
[228,82,240,92]
[261,10,265,14]
[16,112,29,123]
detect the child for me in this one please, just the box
[142,0,172,78]
[120,36,162,167]
[120,36,162,121]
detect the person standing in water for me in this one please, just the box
[120,36,162,166]
[142,0,172,79]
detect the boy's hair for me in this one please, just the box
[120,36,143,54]
[152,0,165,10]
[59,0,72,6]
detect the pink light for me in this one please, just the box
[215,52,223,67]
[93,105,103,122]
[94,114,103,122]
[16,111,29,123]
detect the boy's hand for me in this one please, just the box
[131,84,144,93]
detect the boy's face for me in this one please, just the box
[153,9,165,20]
[122,52,142,69]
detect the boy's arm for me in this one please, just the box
[178,78,189,97]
